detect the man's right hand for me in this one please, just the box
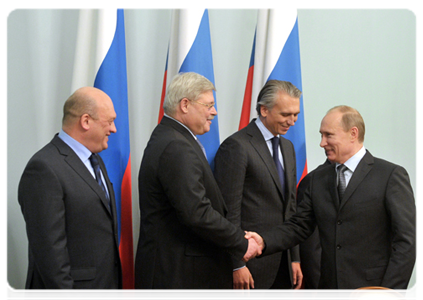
[242,232,264,262]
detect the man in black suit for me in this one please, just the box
[134,72,261,289]
[296,159,330,289]
[246,105,416,289]
[214,80,303,289]
[18,87,121,289]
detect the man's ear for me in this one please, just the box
[350,126,359,141]
[180,97,190,114]
[260,105,269,118]
[80,113,91,131]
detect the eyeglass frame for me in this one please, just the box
[180,97,215,110]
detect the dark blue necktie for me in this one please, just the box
[271,136,285,197]
[89,154,109,201]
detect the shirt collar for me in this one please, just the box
[255,117,278,140]
[164,114,198,140]
[337,146,366,172]
[58,129,92,163]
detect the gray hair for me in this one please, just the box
[163,72,216,116]
[256,80,302,116]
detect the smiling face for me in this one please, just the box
[319,110,358,164]
[184,90,217,136]
[260,91,300,136]
[89,97,117,153]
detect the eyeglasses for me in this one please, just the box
[192,99,215,109]
[182,98,215,110]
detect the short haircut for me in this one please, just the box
[62,90,98,126]
[256,80,302,116]
[328,105,366,143]
[163,72,216,116]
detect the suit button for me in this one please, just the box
[336,245,342,250]
[337,220,342,225]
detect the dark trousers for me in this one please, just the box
[270,251,292,289]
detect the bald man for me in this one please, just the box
[18,87,122,289]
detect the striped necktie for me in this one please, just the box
[271,136,285,197]
[337,164,348,202]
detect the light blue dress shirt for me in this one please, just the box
[255,118,285,169]
[58,129,110,198]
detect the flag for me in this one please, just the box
[241,9,308,185]
[159,9,220,169]
[239,31,256,130]
[93,9,134,289]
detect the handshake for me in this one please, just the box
[242,232,265,262]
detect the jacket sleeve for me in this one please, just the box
[157,138,248,261]
[381,166,416,288]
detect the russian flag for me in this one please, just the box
[93,9,134,289]
[159,9,220,169]
[241,9,307,185]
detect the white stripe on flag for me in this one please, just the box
[166,9,204,87]
[250,9,298,120]
[71,9,117,92]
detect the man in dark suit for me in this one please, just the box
[18,87,121,289]
[214,80,303,289]
[246,105,416,289]
[296,159,330,289]
[134,72,261,289]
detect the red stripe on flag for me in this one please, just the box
[296,159,308,189]
[239,65,254,130]
[158,70,167,123]
[119,155,134,289]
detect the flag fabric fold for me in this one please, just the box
[241,9,308,184]
[93,9,134,289]
[159,9,220,169]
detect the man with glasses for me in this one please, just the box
[134,72,262,289]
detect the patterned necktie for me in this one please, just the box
[89,154,109,201]
[271,136,285,197]
[337,164,348,202]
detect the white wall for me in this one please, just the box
[7,9,416,291]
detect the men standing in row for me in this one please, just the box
[18,87,122,289]
[214,80,303,289]
[134,72,261,289]
[246,105,416,289]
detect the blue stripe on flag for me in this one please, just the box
[179,9,220,170]
[94,9,130,242]
[267,18,307,184]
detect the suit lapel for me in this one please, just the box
[51,135,113,216]
[161,116,209,164]
[339,151,374,209]
[247,121,285,200]
[280,137,294,201]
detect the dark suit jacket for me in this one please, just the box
[18,135,121,289]
[261,150,416,289]
[214,120,300,289]
[296,160,330,289]
[134,116,248,289]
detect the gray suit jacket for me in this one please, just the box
[214,120,300,288]
[135,116,248,289]
[262,150,416,289]
[18,135,121,289]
